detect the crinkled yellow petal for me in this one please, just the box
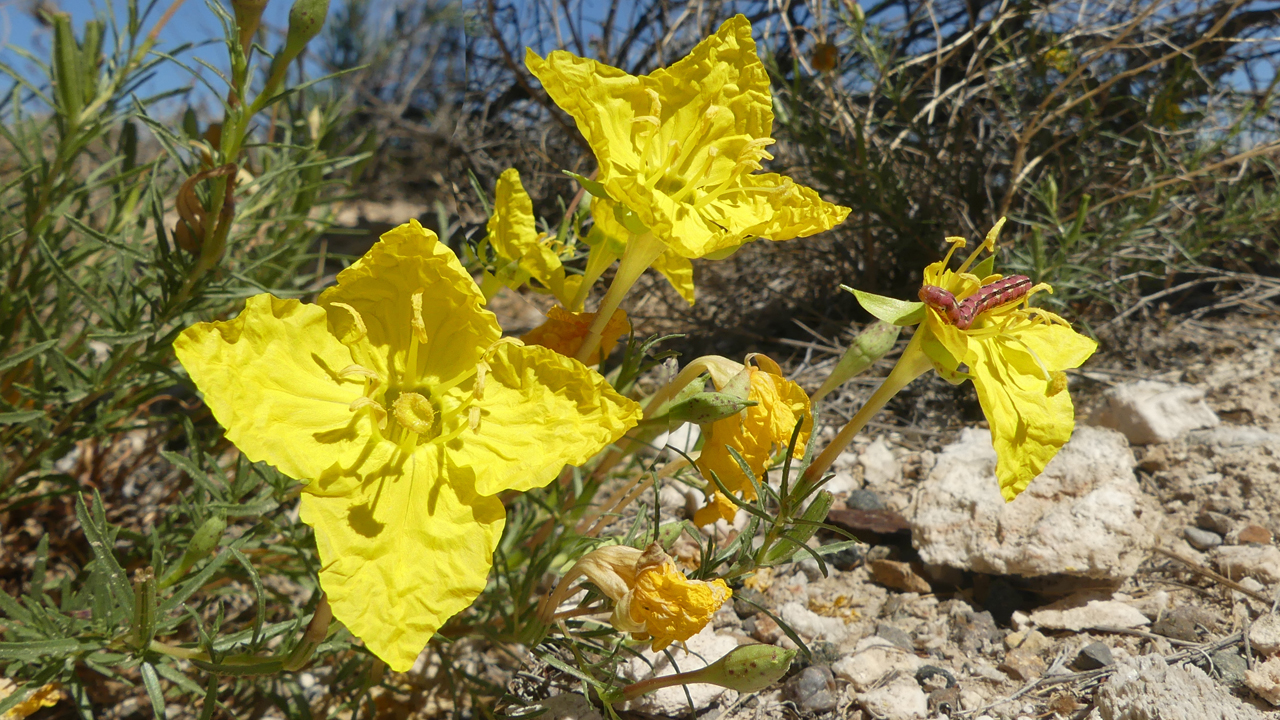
[319,220,499,385]
[627,561,731,647]
[651,251,696,305]
[655,172,850,259]
[173,294,372,481]
[447,342,642,496]
[488,168,540,263]
[520,306,631,363]
[692,492,739,526]
[0,679,61,719]
[300,444,503,672]
[1011,318,1098,372]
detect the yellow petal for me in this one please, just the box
[319,220,500,385]
[300,443,505,672]
[968,336,1076,501]
[488,168,540,263]
[627,561,731,646]
[692,492,738,526]
[448,342,642,496]
[520,306,631,363]
[651,251,696,305]
[174,294,372,481]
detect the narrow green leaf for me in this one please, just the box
[140,662,167,719]
[0,637,86,660]
[0,410,45,424]
[0,339,58,372]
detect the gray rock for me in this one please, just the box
[1187,425,1280,448]
[734,589,764,618]
[787,665,838,713]
[1096,654,1265,720]
[619,627,738,714]
[1089,381,1220,445]
[847,488,886,511]
[1075,641,1113,670]
[912,427,1159,580]
[1216,544,1280,584]
[1184,526,1223,551]
[876,622,914,650]
[533,694,603,720]
[859,676,929,720]
[1209,648,1248,689]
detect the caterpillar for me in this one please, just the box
[918,275,1033,330]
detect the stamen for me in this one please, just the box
[349,396,387,429]
[469,406,481,432]
[392,393,436,436]
[329,302,367,344]
[411,291,428,345]
[338,364,379,382]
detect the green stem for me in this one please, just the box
[574,231,665,364]
[570,242,622,312]
[800,330,934,489]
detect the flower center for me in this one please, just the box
[335,290,485,450]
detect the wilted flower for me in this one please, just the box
[695,355,812,525]
[521,306,631,364]
[175,221,642,670]
[542,543,731,650]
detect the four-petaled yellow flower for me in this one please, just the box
[695,356,811,526]
[483,168,582,309]
[175,221,642,671]
[525,14,850,362]
[541,543,731,650]
[810,219,1097,501]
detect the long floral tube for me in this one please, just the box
[800,331,934,490]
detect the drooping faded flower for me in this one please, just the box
[541,543,730,650]
[695,355,812,526]
[175,221,642,671]
[816,219,1097,500]
[521,306,631,364]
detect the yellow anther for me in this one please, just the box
[338,364,380,382]
[469,406,481,432]
[411,291,428,344]
[475,360,488,398]
[329,302,367,344]
[349,396,387,429]
[392,392,436,436]
[1048,371,1068,396]
[633,115,661,127]
[645,87,662,116]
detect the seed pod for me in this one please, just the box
[664,391,757,426]
[280,0,330,67]
[702,644,798,693]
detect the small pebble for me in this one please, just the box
[786,665,838,713]
[733,589,765,618]
[828,545,864,571]
[999,649,1045,682]
[1074,641,1113,670]
[876,622,915,651]
[1209,648,1248,688]
[1183,526,1223,551]
[1196,509,1233,534]
[915,665,957,690]
[1234,524,1273,545]
[846,488,886,511]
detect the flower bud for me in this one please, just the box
[280,0,329,67]
[232,0,269,51]
[711,644,798,692]
[662,391,756,426]
[811,321,900,402]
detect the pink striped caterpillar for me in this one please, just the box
[918,275,1033,330]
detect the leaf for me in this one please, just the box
[563,170,610,200]
[0,339,57,372]
[140,663,167,719]
[844,287,926,326]
[75,493,134,622]
[0,410,45,424]
[0,637,87,660]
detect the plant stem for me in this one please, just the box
[575,232,664,363]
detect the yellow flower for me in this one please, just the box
[695,355,811,526]
[484,168,582,308]
[913,221,1097,499]
[174,220,642,671]
[811,219,1097,501]
[521,306,630,364]
[0,679,61,720]
[526,14,850,362]
[526,14,849,262]
[542,543,730,650]
[590,195,695,305]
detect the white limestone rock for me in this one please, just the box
[858,676,929,720]
[779,602,848,643]
[1089,381,1220,445]
[833,636,922,692]
[912,427,1158,580]
[860,438,902,486]
[1029,596,1150,632]
[1097,655,1265,719]
[1249,613,1280,656]
[535,693,604,720]
[1216,544,1280,584]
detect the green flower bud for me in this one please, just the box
[159,515,227,588]
[232,0,270,51]
[712,644,798,692]
[665,391,757,426]
[284,0,329,57]
[811,320,901,402]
